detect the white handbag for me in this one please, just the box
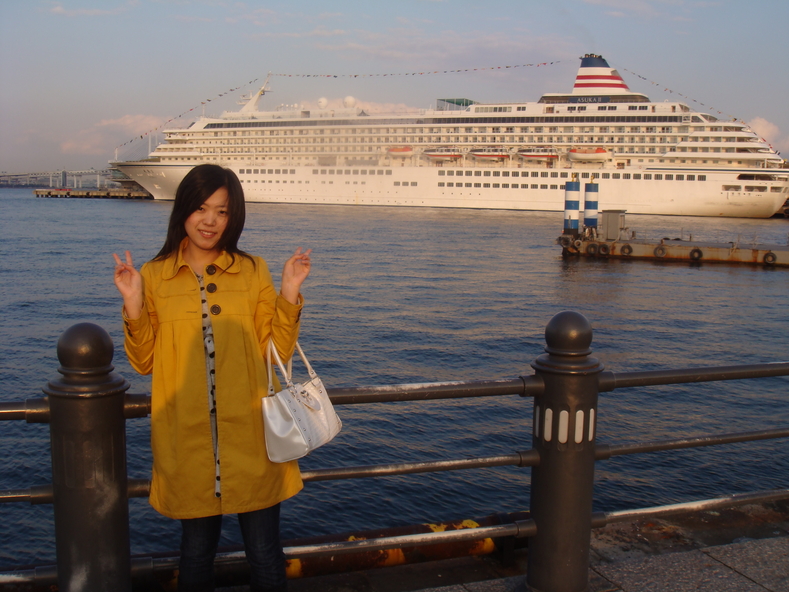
[262,341,342,463]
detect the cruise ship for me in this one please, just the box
[112,54,789,218]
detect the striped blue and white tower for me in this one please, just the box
[563,177,581,235]
[583,180,599,230]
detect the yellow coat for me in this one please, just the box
[123,242,303,519]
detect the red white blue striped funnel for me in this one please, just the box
[572,54,631,95]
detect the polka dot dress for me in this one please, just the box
[197,273,221,498]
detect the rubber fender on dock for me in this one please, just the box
[620,244,633,256]
[689,248,703,261]
[764,251,777,265]
[559,235,573,248]
[585,243,599,256]
[573,239,583,249]
[654,245,667,258]
[598,243,610,256]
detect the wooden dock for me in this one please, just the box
[34,188,152,200]
[559,235,789,267]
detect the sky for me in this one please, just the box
[1,0,788,174]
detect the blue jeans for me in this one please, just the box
[178,504,287,592]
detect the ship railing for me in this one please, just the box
[1,311,788,591]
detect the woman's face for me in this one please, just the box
[184,187,229,256]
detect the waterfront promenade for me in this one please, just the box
[237,500,789,592]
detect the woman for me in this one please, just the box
[113,164,310,592]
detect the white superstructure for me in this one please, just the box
[112,55,788,218]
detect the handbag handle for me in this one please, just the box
[267,340,317,395]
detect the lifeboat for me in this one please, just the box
[517,146,558,161]
[388,146,413,158]
[469,146,511,160]
[423,147,463,161]
[568,147,608,162]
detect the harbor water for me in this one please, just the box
[1,187,788,567]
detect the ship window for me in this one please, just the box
[465,171,473,176]
[551,172,558,178]
[723,185,741,191]
[629,106,638,111]
[439,171,446,176]
[320,170,326,175]
[465,183,472,187]
[377,170,384,175]
[411,182,417,186]
[623,174,631,179]
[475,171,482,176]
[531,172,539,178]
[493,171,500,177]
[560,172,568,178]
[541,184,548,189]
[687,175,695,181]
[511,172,519,177]
[313,170,318,174]
[361,170,367,175]
[551,185,558,190]
[503,183,509,188]
[446,182,453,187]
[253,169,259,174]
[655,174,663,180]
[541,172,549,178]
[530,184,537,189]
[474,183,481,187]
[698,175,706,181]
[602,173,610,179]
[447,171,455,176]
[394,181,400,186]
[484,183,491,188]
[386,170,392,175]
[438,182,445,187]
[568,106,576,112]
[581,173,590,179]
[643,174,651,180]
[745,186,767,192]
[665,174,674,180]
[493,183,500,188]
[598,106,607,111]
[484,171,491,177]
[612,173,620,179]
[353,170,359,175]
[328,170,334,175]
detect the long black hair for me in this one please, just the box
[153,164,251,264]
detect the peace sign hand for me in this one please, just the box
[112,250,144,319]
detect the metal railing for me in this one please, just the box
[1,311,788,592]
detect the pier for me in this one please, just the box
[1,313,788,591]
[33,188,152,200]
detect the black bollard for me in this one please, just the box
[527,312,603,592]
[43,323,131,592]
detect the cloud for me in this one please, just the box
[748,117,789,154]
[46,1,136,17]
[60,114,165,156]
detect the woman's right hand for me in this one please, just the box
[113,251,143,319]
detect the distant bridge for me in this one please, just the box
[0,169,119,189]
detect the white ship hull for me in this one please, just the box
[112,55,789,218]
[115,161,785,218]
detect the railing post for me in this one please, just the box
[527,311,604,592]
[42,323,132,591]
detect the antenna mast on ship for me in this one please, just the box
[239,73,272,113]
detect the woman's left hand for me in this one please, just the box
[281,247,312,305]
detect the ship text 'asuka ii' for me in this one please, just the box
[112,54,788,218]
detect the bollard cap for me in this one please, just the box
[43,323,129,398]
[57,322,115,374]
[544,311,592,356]
[531,311,604,375]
